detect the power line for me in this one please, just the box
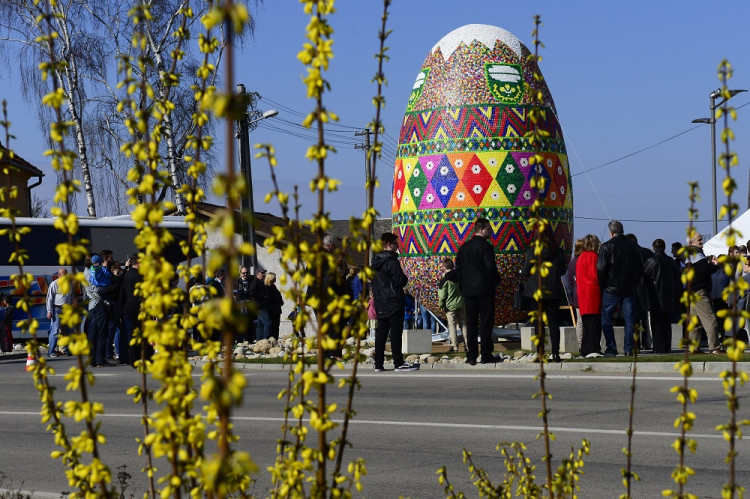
[575,216,714,223]
[571,99,749,178]
[570,126,703,177]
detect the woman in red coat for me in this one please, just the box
[576,234,602,356]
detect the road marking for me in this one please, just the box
[0,411,738,441]
[226,417,733,441]
[340,373,724,382]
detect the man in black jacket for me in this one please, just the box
[455,218,501,365]
[643,239,677,353]
[597,220,643,356]
[118,255,141,366]
[371,232,418,372]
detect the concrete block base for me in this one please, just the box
[521,324,685,353]
[403,329,432,354]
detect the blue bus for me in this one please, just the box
[0,216,192,339]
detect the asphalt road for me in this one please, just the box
[0,356,748,498]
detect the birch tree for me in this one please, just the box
[0,0,102,216]
[0,0,254,216]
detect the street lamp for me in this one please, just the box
[236,83,278,272]
[692,88,747,236]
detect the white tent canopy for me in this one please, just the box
[703,209,750,256]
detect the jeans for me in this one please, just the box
[419,308,435,332]
[87,303,109,367]
[48,305,68,355]
[257,309,272,340]
[601,292,636,355]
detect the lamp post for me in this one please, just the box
[236,83,278,272]
[692,88,747,236]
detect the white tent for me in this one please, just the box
[703,209,750,256]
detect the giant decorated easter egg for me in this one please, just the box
[393,24,573,325]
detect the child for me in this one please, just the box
[0,294,14,352]
[88,254,112,287]
[367,290,377,339]
[438,257,465,352]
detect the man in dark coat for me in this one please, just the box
[118,255,141,365]
[643,239,676,353]
[455,218,501,365]
[625,233,655,350]
[235,266,253,343]
[597,220,643,356]
[371,232,417,372]
[248,268,268,339]
[521,229,566,362]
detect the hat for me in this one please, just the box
[255,266,266,275]
[91,254,103,266]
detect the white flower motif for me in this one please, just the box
[471,164,481,174]
[505,164,514,174]
[454,159,464,168]
[560,185,565,195]
[413,187,421,197]
[426,161,435,170]
[536,165,543,174]
[550,191,557,201]
[397,189,402,199]
[507,184,516,193]
[397,171,402,179]
[489,158,497,167]
[413,169,420,178]
[491,191,500,200]
[405,162,412,171]
[523,191,531,200]
[520,157,528,167]
[440,166,449,176]
[440,186,449,196]
[557,165,563,175]
[404,195,410,204]
[456,192,465,201]
[425,193,434,203]
[472,185,482,194]
[546,158,553,168]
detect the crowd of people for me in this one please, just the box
[564,220,747,358]
[42,250,290,366]
[31,218,744,369]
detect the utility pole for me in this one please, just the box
[355,129,374,265]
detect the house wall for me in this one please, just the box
[205,228,308,338]
[1,167,31,216]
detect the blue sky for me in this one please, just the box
[3,0,750,249]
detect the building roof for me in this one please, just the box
[0,143,44,177]
[168,202,393,267]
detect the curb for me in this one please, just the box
[231,359,741,375]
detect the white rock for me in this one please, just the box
[519,353,538,363]
[560,352,573,360]
[268,346,283,356]
[233,346,245,357]
[253,339,271,354]
[426,356,437,364]
[406,355,420,363]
